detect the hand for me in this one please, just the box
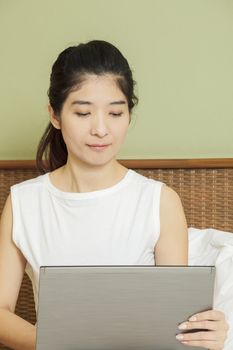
[176,310,229,349]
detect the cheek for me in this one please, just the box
[122,120,130,137]
[61,118,86,137]
[60,122,82,147]
[114,121,129,140]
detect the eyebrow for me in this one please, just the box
[71,100,126,105]
[110,100,126,105]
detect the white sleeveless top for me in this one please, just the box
[11,169,163,311]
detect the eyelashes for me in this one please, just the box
[75,112,123,117]
[110,112,123,117]
[75,113,90,117]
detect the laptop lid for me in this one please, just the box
[36,266,215,350]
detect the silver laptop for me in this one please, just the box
[36,266,215,350]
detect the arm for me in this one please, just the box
[0,195,36,350]
[156,185,228,349]
[155,185,188,265]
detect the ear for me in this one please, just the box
[48,105,61,130]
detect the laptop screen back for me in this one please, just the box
[36,266,215,350]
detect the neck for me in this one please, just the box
[50,157,128,193]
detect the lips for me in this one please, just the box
[88,144,109,147]
[87,144,111,151]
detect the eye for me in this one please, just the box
[110,112,123,117]
[75,112,90,117]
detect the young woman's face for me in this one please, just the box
[50,74,130,167]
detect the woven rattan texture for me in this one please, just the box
[137,168,233,232]
[0,167,233,349]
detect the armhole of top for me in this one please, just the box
[10,185,21,249]
[152,181,165,244]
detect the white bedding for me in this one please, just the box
[188,228,233,350]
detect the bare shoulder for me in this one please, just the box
[160,184,187,232]
[160,185,183,209]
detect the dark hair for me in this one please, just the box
[36,40,138,173]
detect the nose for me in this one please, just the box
[90,114,109,137]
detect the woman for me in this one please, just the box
[0,40,228,349]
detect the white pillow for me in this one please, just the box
[188,228,233,350]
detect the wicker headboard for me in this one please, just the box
[0,159,233,349]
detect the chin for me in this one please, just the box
[69,147,118,168]
[87,157,115,168]
[71,153,114,168]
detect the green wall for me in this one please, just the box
[0,0,233,159]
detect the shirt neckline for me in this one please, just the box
[44,169,134,200]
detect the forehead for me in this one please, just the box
[66,74,127,105]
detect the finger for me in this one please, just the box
[179,339,219,349]
[178,320,218,331]
[176,331,217,342]
[189,310,225,322]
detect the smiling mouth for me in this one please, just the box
[87,144,111,151]
[88,144,109,147]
